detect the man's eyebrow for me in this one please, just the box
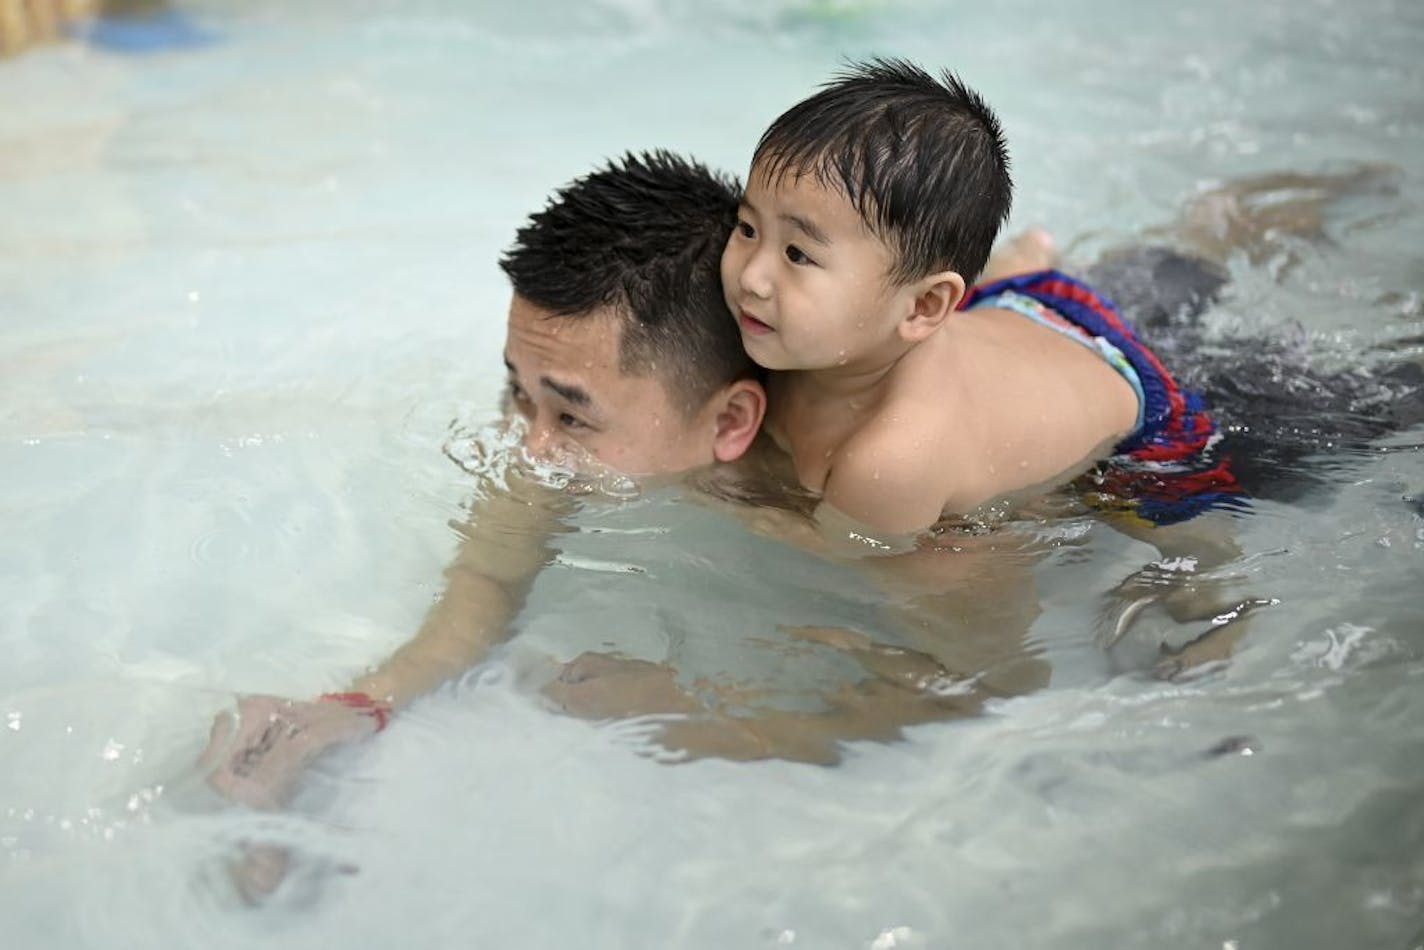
[503,357,594,409]
[542,376,591,407]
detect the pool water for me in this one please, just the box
[2,0,1423,947]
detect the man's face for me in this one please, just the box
[502,295,724,475]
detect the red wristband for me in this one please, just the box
[320,691,393,732]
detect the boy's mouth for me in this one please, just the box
[739,310,774,335]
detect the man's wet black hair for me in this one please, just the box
[499,150,754,415]
[753,57,1012,285]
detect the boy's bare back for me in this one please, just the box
[773,296,1140,534]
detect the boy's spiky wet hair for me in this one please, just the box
[753,58,1013,285]
[499,150,754,415]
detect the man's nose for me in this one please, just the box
[522,419,561,459]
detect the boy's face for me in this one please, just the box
[721,163,918,372]
[502,295,732,475]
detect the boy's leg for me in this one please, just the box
[977,227,1057,284]
[1083,245,1228,334]
[1168,164,1399,267]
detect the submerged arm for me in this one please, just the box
[547,487,1050,765]
[350,485,560,710]
[203,473,562,810]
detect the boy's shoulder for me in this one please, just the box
[821,393,973,534]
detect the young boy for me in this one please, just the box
[721,59,1224,537]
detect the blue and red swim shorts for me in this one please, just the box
[962,269,1248,526]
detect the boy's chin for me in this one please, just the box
[740,340,789,372]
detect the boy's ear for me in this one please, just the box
[898,270,966,343]
[711,378,766,463]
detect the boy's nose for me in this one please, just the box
[737,250,773,299]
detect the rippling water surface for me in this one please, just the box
[2,1,1422,947]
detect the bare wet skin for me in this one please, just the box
[535,163,1416,765]
[185,159,1420,910]
[1151,164,1401,271]
[543,630,992,766]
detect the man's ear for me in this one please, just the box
[710,378,767,463]
[898,270,966,344]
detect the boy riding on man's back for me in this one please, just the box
[721,59,1228,538]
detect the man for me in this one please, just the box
[203,151,775,813]
[207,148,1011,806]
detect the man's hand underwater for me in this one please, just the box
[199,694,384,902]
[201,694,381,811]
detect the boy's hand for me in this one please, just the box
[201,695,378,811]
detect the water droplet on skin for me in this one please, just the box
[1018,459,1028,468]
[872,470,880,480]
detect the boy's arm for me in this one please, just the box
[819,428,960,538]
[202,475,562,811]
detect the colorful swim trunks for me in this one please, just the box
[962,269,1248,526]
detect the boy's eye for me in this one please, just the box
[507,381,531,403]
[785,244,814,265]
[736,220,756,239]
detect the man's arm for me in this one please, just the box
[202,472,563,810]
[542,630,993,766]
[348,487,561,709]
[543,586,1042,767]
[550,472,1051,764]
